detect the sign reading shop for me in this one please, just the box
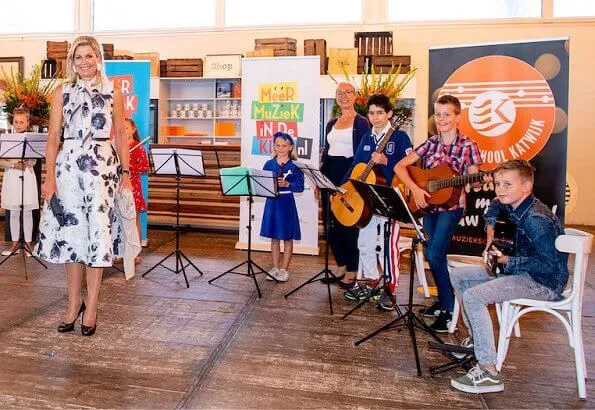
[204,54,242,78]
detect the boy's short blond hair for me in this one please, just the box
[493,159,535,184]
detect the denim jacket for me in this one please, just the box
[485,195,569,296]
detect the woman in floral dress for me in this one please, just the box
[36,35,132,336]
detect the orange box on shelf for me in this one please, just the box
[215,122,236,136]
[165,126,186,136]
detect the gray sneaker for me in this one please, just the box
[452,337,474,359]
[450,364,504,394]
[377,289,395,311]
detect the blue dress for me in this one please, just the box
[260,159,304,240]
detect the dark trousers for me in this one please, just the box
[322,155,359,272]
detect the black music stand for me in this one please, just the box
[208,166,278,298]
[0,133,48,278]
[142,147,205,288]
[283,162,344,315]
[341,180,403,320]
[349,181,442,376]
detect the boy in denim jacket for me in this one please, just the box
[449,159,568,394]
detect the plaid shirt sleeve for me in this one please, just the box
[414,140,431,158]
[467,140,483,167]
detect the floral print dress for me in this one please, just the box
[35,79,123,267]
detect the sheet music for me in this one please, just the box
[294,161,344,192]
[219,166,277,198]
[150,147,204,176]
[0,133,47,159]
[247,168,278,198]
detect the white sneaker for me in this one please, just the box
[275,269,289,282]
[266,267,279,281]
[1,249,18,256]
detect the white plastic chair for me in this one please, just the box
[495,228,593,399]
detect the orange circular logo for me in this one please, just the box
[440,55,555,170]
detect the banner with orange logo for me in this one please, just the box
[429,38,569,255]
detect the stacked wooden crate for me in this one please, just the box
[304,39,327,74]
[355,31,411,74]
[357,55,411,74]
[254,38,297,56]
[102,43,114,59]
[164,59,203,77]
[46,41,69,77]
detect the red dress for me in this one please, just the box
[129,141,149,211]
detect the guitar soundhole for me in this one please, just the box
[427,179,438,193]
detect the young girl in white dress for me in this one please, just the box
[0,107,38,256]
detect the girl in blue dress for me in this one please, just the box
[260,132,304,282]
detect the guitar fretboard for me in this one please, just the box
[427,171,489,192]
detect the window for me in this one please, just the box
[0,1,74,34]
[93,0,216,31]
[224,0,361,26]
[388,0,541,22]
[554,0,595,17]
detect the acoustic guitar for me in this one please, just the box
[391,164,488,216]
[330,113,409,228]
[486,213,516,275]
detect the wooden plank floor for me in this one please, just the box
[0,226,593,409]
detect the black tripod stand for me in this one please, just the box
[284,187,341,314]
[209,167,278,298]
[0,133,47,279]
[283,162,358,315]
[350,181,443,376]
[142,148,205,288]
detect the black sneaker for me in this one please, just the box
[420,301,442,317]
[343,283,368,302]
[377,289,395,311]
[429,310,452,333]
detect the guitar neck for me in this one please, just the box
[432,170,489,191]
[357,117,406,181]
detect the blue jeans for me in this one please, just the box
[423,208,463,312]
[450,266,556,364]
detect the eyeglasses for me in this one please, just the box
[434,112,455,119]
[335,90,353,97]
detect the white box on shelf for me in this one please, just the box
[204,54,242,78]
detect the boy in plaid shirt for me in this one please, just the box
[394,94,482,332]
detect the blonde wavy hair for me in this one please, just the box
[65,35,106,87]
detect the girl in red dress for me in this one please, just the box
[124,118,149,263]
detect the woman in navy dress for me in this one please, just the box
[260,132,304,282]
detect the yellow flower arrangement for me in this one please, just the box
[330,63,417,117]
[1,64,59,128]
